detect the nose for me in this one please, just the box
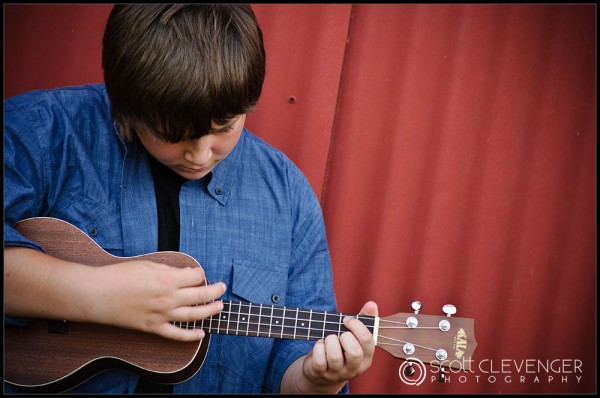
[184,136,213,166]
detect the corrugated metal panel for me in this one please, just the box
[247,5,352,198]
[3,4,111,97]
[322,4,596,393]
[3,4,596,394]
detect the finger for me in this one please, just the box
[169,298,224,323]
[146,262,207,288]
[344,300,379,345]
[156,320,207,342]
[338,331,364,370]
[343,316,376,358]
[175,282,227,306]
[343,316,373,340]
[310,339,328,373]
[174,266,207,287]
[358,301,378,317]
[324,334,345,372]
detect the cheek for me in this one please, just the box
[147,143,183,164]
[214,133,242,156]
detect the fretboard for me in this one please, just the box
[176,300,375,341]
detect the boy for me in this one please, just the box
[4,4,377,394]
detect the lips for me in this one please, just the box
[181,165,211,173]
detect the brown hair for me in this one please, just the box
[102,4,265,142]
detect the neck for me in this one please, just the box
[176,300,376,341]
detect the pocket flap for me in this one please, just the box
[231,259,287,305]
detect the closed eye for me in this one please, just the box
[210,124,235,134]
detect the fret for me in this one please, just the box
[283,307,297,340]
[222,301,231,333]
[358,315,376,335]
[259,304,273,338]
[239,302,250,336]
[217,301,224,333]
[308,310,313,340]
[200,312,206,333]
[247,302,260,336]
[271,306,284,338]
[296,308,311,340]
[308,310,325,340]
[189,305,196,331]
[324,312,346,337]
[212,303,221,332]
[293,308,299,340]
[203,303,216,333]
[228,301,241,335]
[199,312,206,332]
[197,300,376,343]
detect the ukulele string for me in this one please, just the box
[375,319,442,352]
[174,304,443,353]
[376,318,440,329]
[176,312,360,336]
[173,302,440,332]
[173,301,370,338]
[376,334,438,352]
[176,319,442,353]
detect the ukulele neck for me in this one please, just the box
[180,300,378,342]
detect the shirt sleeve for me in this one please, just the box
[262,163,348,393]
[3,100,50,328]
[3,98,49,251]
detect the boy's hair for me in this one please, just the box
[102,4,265,142]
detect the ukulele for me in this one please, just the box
[4,217,477,392]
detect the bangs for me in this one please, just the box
[103,4,265,142]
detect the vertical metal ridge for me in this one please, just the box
[320,4,356,208]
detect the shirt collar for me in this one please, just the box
[121,123,247,207]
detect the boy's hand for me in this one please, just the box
[281,301,378,393]
[91,260,226,342]
[4,247,226,342]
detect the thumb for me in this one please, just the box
[359,301,378,317]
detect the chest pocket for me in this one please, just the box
[52,194,124,256]
[217,259,288,389]
[230,259,288,305]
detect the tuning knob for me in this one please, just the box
[411,301,422,314]
[438,367,446,383]
[404,362,416,377]
[442,304,457,317]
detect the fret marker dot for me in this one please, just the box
[242,317,246,321]
[302,323,305,326]
[276,320,279,324]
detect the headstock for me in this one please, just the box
[375,301,477,371]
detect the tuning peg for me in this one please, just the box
[404,361,416,377]
[442,304,456,317]
[438,367,446,383]
[411,301,422,314]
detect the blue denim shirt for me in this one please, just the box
[4,85,341,393]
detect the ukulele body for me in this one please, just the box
[5,217,209,392]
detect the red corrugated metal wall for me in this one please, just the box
[4,4,596,394]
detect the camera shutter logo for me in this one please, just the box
[398,357,427,386]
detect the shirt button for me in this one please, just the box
[271,294,280,304]
[88,226,98,237]
[215,187,223,195]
